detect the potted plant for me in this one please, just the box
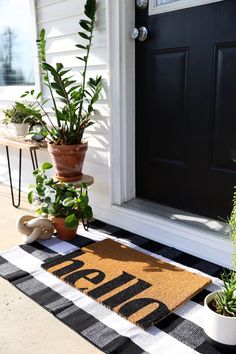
[22,0,102,181]
[2,101,42,138]
[203,190,236,350]
[28,162,93,240]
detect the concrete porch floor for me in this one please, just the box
[0,183,102,354]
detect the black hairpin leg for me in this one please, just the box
[6,146,22,208]
[29,148,38,170]
[82,218,89,231]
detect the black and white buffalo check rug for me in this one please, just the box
[0,220,225,354]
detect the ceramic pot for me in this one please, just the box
[48,142,88,182]
[8,123,29,138]
[204,291,236,351]
[52,217,77,241]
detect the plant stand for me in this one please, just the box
[0,137,45,208]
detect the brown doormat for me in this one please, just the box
[42,239,211,328]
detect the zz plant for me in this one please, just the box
[22,0,102,145]
[28,162,93,229]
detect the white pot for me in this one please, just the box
[8,123,29,138]
[204,291,236,350]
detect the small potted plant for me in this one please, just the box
[204,271,236,350]
[28,162,93,240]
[2,101,42,138]
[22,0,102,182]
[204,190,236,350]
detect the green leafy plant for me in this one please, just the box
[2,101,42,125]
[22,0,102,145]
[214,270,236,316]
[228,186,236,266]
[211,189,236,317]
[28,162,93,229]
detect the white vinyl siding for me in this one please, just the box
[0,0,111,214]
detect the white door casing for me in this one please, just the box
[107,0,136,206]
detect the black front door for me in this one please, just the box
[136,0,236,219]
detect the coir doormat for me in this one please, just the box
[42,239,211,328]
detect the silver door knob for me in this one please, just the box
[131,27,148,42]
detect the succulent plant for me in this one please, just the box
[214,270,236,317]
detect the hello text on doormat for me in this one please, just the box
[42,239,211,328]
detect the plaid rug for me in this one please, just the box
[0,220,224,354]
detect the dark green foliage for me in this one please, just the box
[28,163,93,229]
[23,0,102,145]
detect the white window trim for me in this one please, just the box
[0,0,40,101]
[149,0,223,15]
[107,0,231,268]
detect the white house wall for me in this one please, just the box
[0,0,111,214]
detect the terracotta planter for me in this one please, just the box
[52,217,77,241]
[48,142,88,182]
[204,291,236,351]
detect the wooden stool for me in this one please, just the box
[0,137,45,208]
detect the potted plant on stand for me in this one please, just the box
[204,190,236,351]
[22,0,102,182]
[2,101,42,138]
[28,162,93,240]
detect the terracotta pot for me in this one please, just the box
[48,142,88,182]
[52,217,77,241]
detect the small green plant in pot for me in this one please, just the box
[204,189,236,350]
[22,0,102,182]
[28,162,93,240]
[2,101,42,138]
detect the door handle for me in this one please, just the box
[131,27,148,42]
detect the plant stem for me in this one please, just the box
[35,99,58,132]
[77,17,95,131]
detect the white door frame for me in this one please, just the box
[107,0,136,205]
[106,0,232,268]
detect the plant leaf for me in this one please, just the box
[42,162,53,170]
[65,214,79,229]
[78,32,90,40]
[28,191,33,204]
[62,197,75,207]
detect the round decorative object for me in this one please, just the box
[17,215,54,244]
[29,123,46,141]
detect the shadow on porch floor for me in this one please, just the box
[0,183,102,354]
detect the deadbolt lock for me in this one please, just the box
[136,0,148,10]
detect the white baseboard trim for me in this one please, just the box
[92,204,232,269]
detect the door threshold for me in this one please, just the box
[124,198,227,237]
